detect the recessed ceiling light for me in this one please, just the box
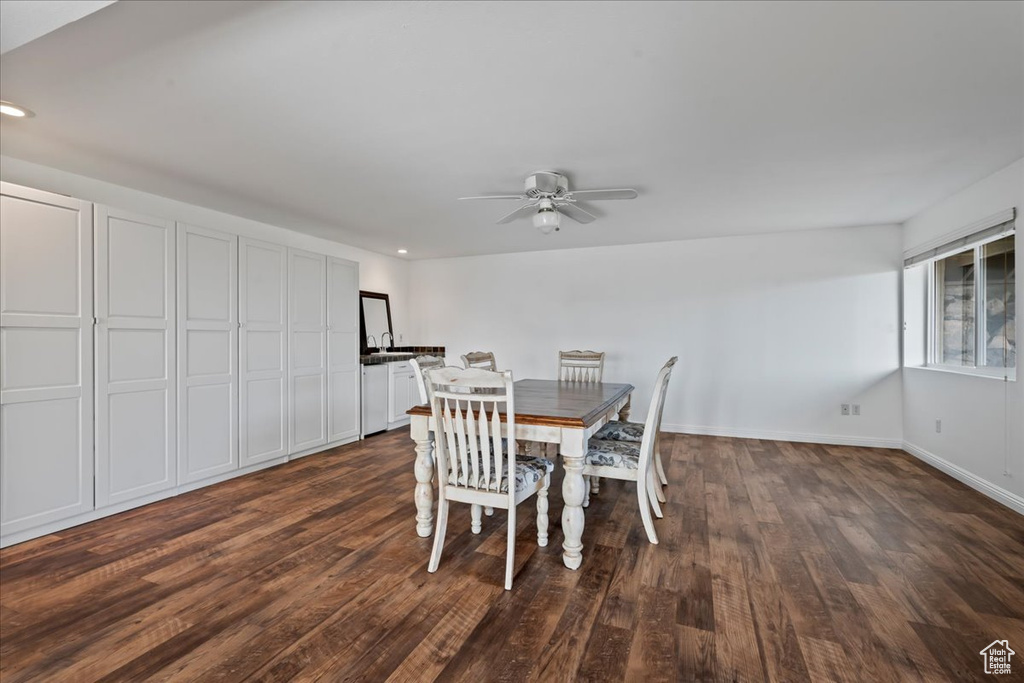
[397,249,408,254]
[0,101,34,118]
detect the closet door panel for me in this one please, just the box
[239,238,288,465]
[95,207,176,507]
[178,224,237,483]
[327,258,359,442]
[0,184,94,536]
[288,250,327,454]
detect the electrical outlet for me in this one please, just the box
[935,419,942,433]
[852,404,861,416]
[841,404,850,416]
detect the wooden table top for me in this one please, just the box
[407,379,634,429]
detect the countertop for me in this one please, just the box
[360,346,445,366]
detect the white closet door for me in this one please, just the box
[288,249,327,454]
[239,238,288,465]
[178,224,238,483]
[95,206,176,507]
[327,257,359,443]
[0,183,94,536]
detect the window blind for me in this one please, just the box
[903,208,1016,268]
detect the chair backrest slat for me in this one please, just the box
[425,366,514,497]
[558,350,605,383]
[637,357,677,475]
[461,351,497,371]
[410,355,446,404]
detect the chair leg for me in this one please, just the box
[647,469,663,519]
[590,476,600,495]
[484,507,494,516]
[583,475,591,508]
[428,500,449,573]
[655,447,668,487]
[537,475,550,547]
[471,504,483,534]
[505,506,517,590]
[637,479,659,545]
[654,479,667,504]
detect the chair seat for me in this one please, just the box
[585,438,640,470]
[448,455,553,493]
[593,420,645,443]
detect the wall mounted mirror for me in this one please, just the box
[360,290,393,353]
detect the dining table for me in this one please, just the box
[407,378,634,570]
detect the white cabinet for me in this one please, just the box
[0,183,94,536]
[95,206,176,507]
[362,364,388,435]
[0,182,363,547]
[177,223,238,484]
[239,238,289,466]
[387,361,417,428]
[327,257,359,444]
[288,249,327,455]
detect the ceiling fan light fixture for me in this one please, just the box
[533,207,560,234]
[0,101,33,118]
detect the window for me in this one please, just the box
[930,231,1015,373]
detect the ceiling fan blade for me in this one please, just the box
[567,188,638,201]
[458,194,527,201]
[557,202,597,224]
[495,202,539,224]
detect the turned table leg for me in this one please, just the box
[412,419,435,538]
[618,394,632,422]
[560,430,587,570]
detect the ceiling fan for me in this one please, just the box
[459,171,638,233]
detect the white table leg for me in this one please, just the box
[411,417,434,538]
[618,394,632,422]
[561,430,586,570]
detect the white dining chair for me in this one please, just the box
[424,366,552,590]
[592,357,677,499]
[583,357,676,544]
[461,351,497,370]
[410,355,446,404]
[558,350,605,383]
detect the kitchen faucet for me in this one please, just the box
[367,334,377,350]
[380,332,394,350]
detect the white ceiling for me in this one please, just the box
[0,0,116,55]
[1,1,1021,259]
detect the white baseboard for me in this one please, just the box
[661,423,903,449]
[902,442,1024,516]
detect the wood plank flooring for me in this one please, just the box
[2,431,1023,682]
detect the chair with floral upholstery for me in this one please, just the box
[410,355,446,405]
[461,351,497,370]
[583,357,676,544]
[592,357,677,501]
[558,350,605,383]
[424,365,552,589]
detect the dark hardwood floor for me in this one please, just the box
[2,431,1023,682]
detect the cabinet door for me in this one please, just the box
[1,184,94,536]
[327,257,359,443]
[178,224,238,483]
[95,206,176,507]
[239,239,288,465]
[407,373,421,411]
[361,364,388,435]
[288,249,327,454]
[389,365,411,424]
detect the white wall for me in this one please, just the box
[409,224,904,447]
[0,156,414,340]
[902,159,1023,511]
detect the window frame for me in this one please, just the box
[925,230,1016,380]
